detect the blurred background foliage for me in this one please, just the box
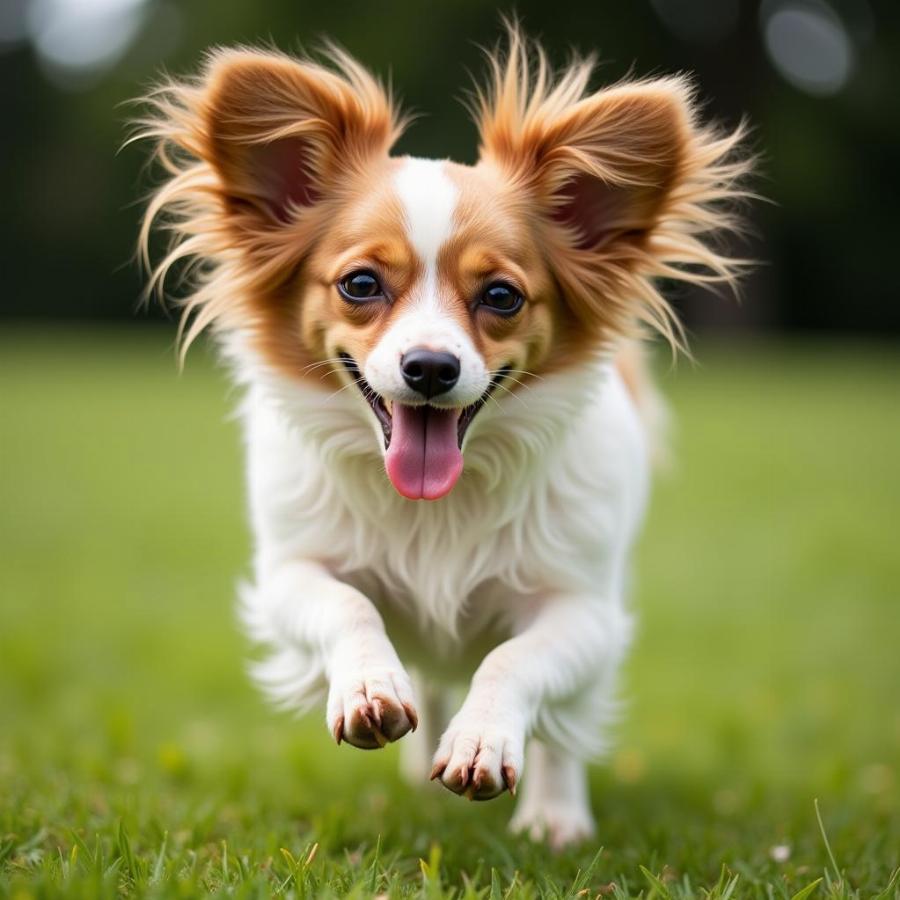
[1,0,899,336]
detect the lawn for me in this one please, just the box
[1,330,898,898]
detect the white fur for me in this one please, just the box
[510,741,597,848]
[229,315,648,837]
[363,308,488,407]
[364,158,486,405]
[392,156,457,300]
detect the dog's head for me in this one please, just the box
[137,29,749,499]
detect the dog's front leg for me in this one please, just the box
[432,595,628,800]
[246,560,417,749]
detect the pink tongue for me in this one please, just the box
[385,404,463,500]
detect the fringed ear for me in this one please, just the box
[541,84,692,250]
[203,47,404,225]
[131,46,406,357]
[474,27,752,349]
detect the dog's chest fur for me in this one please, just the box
[236,346,648,656]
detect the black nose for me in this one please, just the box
[400,348,460,399]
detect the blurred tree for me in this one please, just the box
[1,0,898,335]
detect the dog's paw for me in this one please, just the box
[327,669,418,750]
[509,803,596,850]
[430,716,524,801]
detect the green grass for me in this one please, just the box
[1,330,898,898]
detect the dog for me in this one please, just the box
[134,25,749,847]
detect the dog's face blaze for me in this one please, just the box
[144,37,747,499]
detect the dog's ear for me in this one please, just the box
[133,46,407,356]
[474,30,750,345]
[481,77,689,251]
[202,48,403,226]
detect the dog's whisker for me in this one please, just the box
[496,376,535,399]
[484,392,505,413]
[492,368,544,382]
[300,357,351,375]
[488,371,538,396]
[489,380,530,409]
[323,376,368,404]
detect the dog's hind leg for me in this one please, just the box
[509,739,595,849]
[398,672,449,784]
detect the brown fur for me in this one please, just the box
[472,28,753,360]
[131,26,752,393]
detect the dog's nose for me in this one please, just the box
[400,348,460,399]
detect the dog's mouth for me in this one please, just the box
[338,353,508,501]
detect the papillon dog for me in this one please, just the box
[135,25,749,847]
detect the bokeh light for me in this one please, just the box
[761,0,854,96]
[26,0,150,87]
[0,0,28,47]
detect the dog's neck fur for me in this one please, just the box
[225,334,641,640]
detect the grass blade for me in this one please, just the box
[789,877,823,900]
[813,799,842,885]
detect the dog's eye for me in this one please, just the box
[338,270,384,302]
[480,282,524,316]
